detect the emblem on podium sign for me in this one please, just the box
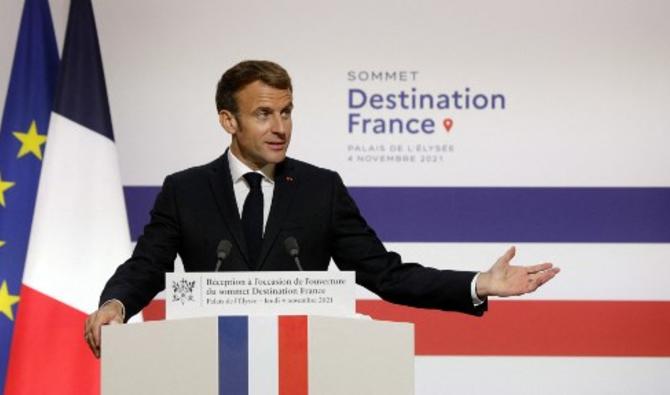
[171,278,196,305]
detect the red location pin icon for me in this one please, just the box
[443,118,454,133]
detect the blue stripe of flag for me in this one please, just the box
[53,0,114,140]
[0,0,58,390]
[218,316,248,395]
[125,186,670,242]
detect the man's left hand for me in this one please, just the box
[476,246,559,298]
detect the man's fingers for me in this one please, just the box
[497,246,516,266]
[86,314,103,358]
[93,324,101,349]
[525,262,554,274]
[84,315,97,356]
[86,333,99,358]
[92,310,119,346]
[84,307,123,359]
[530,267,560,289]
[83,316,100,358]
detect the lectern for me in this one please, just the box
[101,315,414,394]
[102,271,414,394]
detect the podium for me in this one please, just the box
[101,315,414,394]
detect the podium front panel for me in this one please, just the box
[102,315,414,394]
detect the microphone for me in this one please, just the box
[283,236,304,271]
[215,239,232,271]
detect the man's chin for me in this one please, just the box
[264,151,287,165]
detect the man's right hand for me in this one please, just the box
[84,299,125,358]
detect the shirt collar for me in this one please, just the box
[227,149,275,184]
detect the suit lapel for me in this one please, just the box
[207,152,251,268]
[257,159,298,270]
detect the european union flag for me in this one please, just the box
[0,0,58,390]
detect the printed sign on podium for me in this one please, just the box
[166,271,356,319]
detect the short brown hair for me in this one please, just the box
[215,60,292,113]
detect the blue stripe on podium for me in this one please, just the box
[124,186,670,243]
[218,316,248,395]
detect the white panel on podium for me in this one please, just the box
[309,316,415,394]
[102,317,219,395]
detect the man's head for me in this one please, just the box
[216,60,294,170]
[216,60,292,114]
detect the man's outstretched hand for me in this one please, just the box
[84,300,124,358]
[476,246,559,298]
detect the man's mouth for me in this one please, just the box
[266,141,286,150]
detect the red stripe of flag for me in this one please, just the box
[5,286,99,394]
[141,298,166,321]
[142,299,670,357]
[278,316,308,395]
[357,299,670,356]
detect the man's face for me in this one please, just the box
[220,80,293,170]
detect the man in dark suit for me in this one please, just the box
[84,61,559,357]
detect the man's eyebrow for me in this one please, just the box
[253,106,273,113]
[252,103,292,113]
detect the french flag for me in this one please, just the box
[5,0,132,393]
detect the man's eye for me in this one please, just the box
[256,111,269,120]
[281,109,292,119]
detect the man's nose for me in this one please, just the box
[271,114,287,134]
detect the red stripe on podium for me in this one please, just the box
[5,285,100,394]
[356,299,670,356]
[278,316,308,395]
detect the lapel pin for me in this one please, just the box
[285,176,294,182]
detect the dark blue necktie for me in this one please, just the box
[242,172,263,268]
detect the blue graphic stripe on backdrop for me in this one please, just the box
[0,0,58,390]
[124,186,670,243]
[53,0,114,140]
[218,316,248,395]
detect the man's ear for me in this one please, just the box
[219,110,238,136]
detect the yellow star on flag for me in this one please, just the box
[0,240,5,248]
[0,172,16,207]
[0,280,20,321]
[13,120,47,160]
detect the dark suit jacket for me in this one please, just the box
[101,153,487,319]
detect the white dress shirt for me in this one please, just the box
[227,150,275,235]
